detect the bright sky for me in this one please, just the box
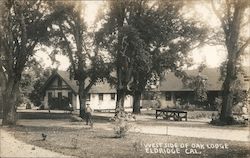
[35,1,104,70]
[35,1,249,71]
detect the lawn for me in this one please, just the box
[6,125,250,158]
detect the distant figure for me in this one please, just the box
[48,104,51,113]
[85,104,93,126]
[69,103,73,113]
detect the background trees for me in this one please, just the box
[211,0,250,124]
[96,0,207,114]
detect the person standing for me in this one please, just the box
[68,102,73,113]
[85,104,93,126]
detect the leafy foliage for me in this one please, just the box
[96,0,208,112]
[28,68,53,106]
[187,64,208,103]
[112,111,136,138]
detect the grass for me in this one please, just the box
[6,125,250,158]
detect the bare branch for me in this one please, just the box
[237,37,250,57]
[211,0,228,35]
[241,17,250,28]
[211,0,223,23]
[85,80,95,93]
[58,24,77,73]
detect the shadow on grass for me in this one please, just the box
[14,111,112,123]
[91,115,112,123]
[33,139,47,142]
[13,124,76,132]
[60,146,79,150]
[16,112,72,119]
[95,135,119,139]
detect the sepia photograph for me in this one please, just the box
[0,0,249,157]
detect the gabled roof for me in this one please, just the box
[57,71,79,93]
[41,71,78,94]
[42,71,116,94]
[157,67,249,92]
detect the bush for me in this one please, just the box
[184,104,196,111]
[141,100,160,109]
[19,96,33,109]
[214,97,222,112]
[210,116,248,126]
[187,111,217,119]
[112,111,135,138]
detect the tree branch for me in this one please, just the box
[0,64,7,83]
[58,24,77,73]
[211,0,228,35]
[85,79,95,93]
[237,37,250,57]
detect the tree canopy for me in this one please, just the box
[96,0,208,113]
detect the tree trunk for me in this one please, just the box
[2,80,19,125]
[0,86,3,113]
[0,65,5,113]
[116,89,125,113]
[133,91,141,114]
[219,60,236,124]
[78,80,87,118]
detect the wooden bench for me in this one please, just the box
[156,109,187,121]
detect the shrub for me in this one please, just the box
[132,139,144,152]
[210,116,248,126]
[184,104,196,111]
[141,100,160,109]
[19,96,33,109]
[112,111,135,138]
[214,97,222,112]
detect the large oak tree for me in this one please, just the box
[211,0,250,124]
[0,0,64,125]
[96,0,207,114]
[48,2,113,117]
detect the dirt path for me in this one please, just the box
[0,128,74,158]
[131,124,250,142]
[92,122,250,142]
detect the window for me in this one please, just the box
[58,92,62,99]
[110,93,115,100]
[68,92,72,103]
[165,92,171,101]
[99,94,103,101]
[86,94,91,101]
[58,78,62,87]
